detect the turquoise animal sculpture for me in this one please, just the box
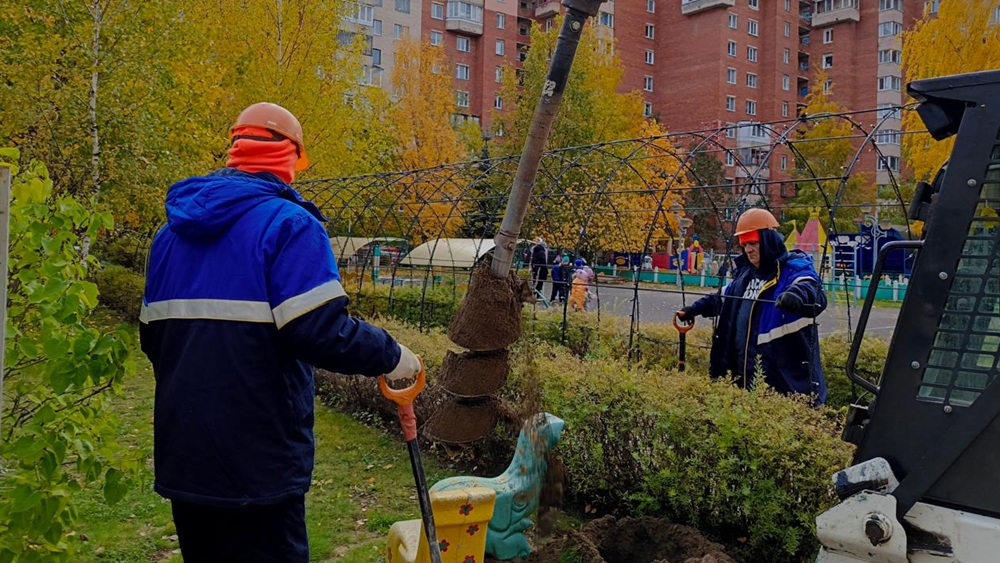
[429,412,566,561]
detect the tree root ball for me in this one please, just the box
[449,256,531,351]
[422,398,500,445]
[437,349,510,398]
[505,516,737,563]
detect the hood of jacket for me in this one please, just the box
[165,168,324,240]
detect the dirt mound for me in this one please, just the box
[422,398,501,444]
[449,256,529,351]
[438,349,510,398]
[511,516,737,563]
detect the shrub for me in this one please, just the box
[318,317,855,563]
[90,231,154,274]
[94,264,145,323]
[0,152,141,562]
[350,284,462,329]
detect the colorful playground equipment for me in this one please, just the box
[387,413,566,562]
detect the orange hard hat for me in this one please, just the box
[734,208,780,237]
[231,102,309,171]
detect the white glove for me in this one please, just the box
[385,344,421,381]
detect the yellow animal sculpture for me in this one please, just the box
[387,487,497,563]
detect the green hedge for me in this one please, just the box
[319,318,856,563]
[94,264,145,322]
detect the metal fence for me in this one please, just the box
[296,106,923,354]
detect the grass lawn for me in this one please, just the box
[73,320,455,562]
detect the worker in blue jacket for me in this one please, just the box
[677,208,828,404]
[140,102,421,562]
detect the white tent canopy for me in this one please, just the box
[399,238,497,269]
[329,237,405,259]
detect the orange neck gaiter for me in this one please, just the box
[227,126,297,184]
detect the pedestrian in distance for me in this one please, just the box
[529,237,549,293]
[139,102,422,563]
[676,208,828,404]
[550,252,566,303]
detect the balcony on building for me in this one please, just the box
[681,0,735,15]
[812,0,860,27]
[535,0,560,18]
[446,0,484,35]
[735,121,771,148]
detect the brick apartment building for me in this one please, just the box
[344,0,923,203]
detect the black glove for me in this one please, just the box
[677,307,696,322]
[776,292,804,314]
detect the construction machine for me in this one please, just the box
[815,69,1000,562]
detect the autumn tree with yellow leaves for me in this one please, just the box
[790,71,875,233]
[901,0,1000,181]
[492,16,686,253]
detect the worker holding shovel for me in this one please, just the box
[140,102,422,563]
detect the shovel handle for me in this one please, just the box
[379,357,426,442]
[673,312,695,334]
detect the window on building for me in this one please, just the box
[749,0,759,9]
[879,21,902,36]
[783,48,790,64]
[647,0,656,13]
[457,35,471,51]
[373,19,382,35]
[746,99,757,115]
[877,103,900,120]
[823,28,834,43]
[372,48,382,66]
[430,30,443,45]
[393,24,409,39]
[781,154,788,170]
[785,0,791,9]
[747,73,758,88]
[495,66,503,82]
[431,2,444,19]
[728,41,737,56]
[782,101,789,117]
[878,155,901,171]
[726,123,736,138]
[823,79,833,93]
[545,18,553,31]
[748,19,759,36]
[816,0,857,12]
[822,53,834,68]
[643,102,653,117]
[878,49,902,64]
[447,1,484,23]
[878,75,902,91]
[395,0,410,13]
[456,91,470,107]
[645,49,655,64]
[644,75,654,91]
[645,23,655,39]
[497,12,505,28]
[747,46,758,62]
[727,67,737,84]
[729,12,738,28]
[784,21,790,37]
[495,39,505,55]
[494,94,503,110]
[879,0,901,10]
[875,129,901,145]
[726,96,737,112]
[599,12,614,27]
[726,152,735,166]
[347,3,375,25]
[456,64,470,80]
[926,0,939,13]
[782,74,790,90]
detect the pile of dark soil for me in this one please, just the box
[437,349,510,398]
[449,256,531,351]
[497,516,737,563]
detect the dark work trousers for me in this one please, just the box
[531,264,548,293]
[171,495,308,563]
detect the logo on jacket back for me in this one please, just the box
[743,278,766,301]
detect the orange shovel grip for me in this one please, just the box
[673,312,695,334]
[378,356,426,407]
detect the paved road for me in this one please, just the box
[540,282,900,339]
